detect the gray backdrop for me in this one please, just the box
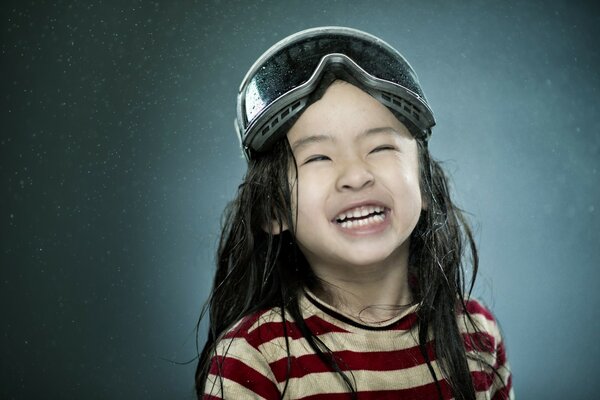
[2,0,599,399]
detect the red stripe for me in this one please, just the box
[244,320,302,348]
[473,370,513,398]
[496,340,507,366]
[463,331,496,353]
[242,315,349,348]
[222,307,416,350]
[470,352,512,396]
[266,330,494,382]
[222,310,267,339]
[296,379,452,400]
[464,299,495,321]
[233,307,493,352]
[305,314,352,335]
[472,370,494,391]
[390,312,418,331]
[269,342,437,382]
[209,356,280,399]
[471,367,512,394]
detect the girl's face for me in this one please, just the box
[286,80,423,274]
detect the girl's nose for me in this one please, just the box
[335,158,375,191]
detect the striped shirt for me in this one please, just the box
[204,291,513,399]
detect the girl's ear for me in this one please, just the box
[421,196,428,211]
[262,219,289,235]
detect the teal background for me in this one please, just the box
[2,0,599,398]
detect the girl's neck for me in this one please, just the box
[308,244,413,324]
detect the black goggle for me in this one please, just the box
[235,26,436,160]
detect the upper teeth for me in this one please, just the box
[335,205,385,222]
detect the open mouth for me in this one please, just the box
[334,205,388,229]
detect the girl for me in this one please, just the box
[195,27,513,400]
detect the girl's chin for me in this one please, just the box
[332,250,401,269]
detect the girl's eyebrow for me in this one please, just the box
[291,134,334,152]
[359,126,400,138]
[291,127,399,153]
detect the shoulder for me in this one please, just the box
[460,298,504,341]
[220,306,291,349]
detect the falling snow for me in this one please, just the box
[1,1,599,399]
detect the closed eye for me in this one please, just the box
[370,145,397,153]
[304,154,331,164]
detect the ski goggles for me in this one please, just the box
[235,26,436,160]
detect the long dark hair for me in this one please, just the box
[195,85,495,400]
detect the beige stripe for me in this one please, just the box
[204,374,272,399]
[467,355,499,375]
[490,363,512,391]
[257,330,420,362]
[214,337,278,384]
[459,312,502,341]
